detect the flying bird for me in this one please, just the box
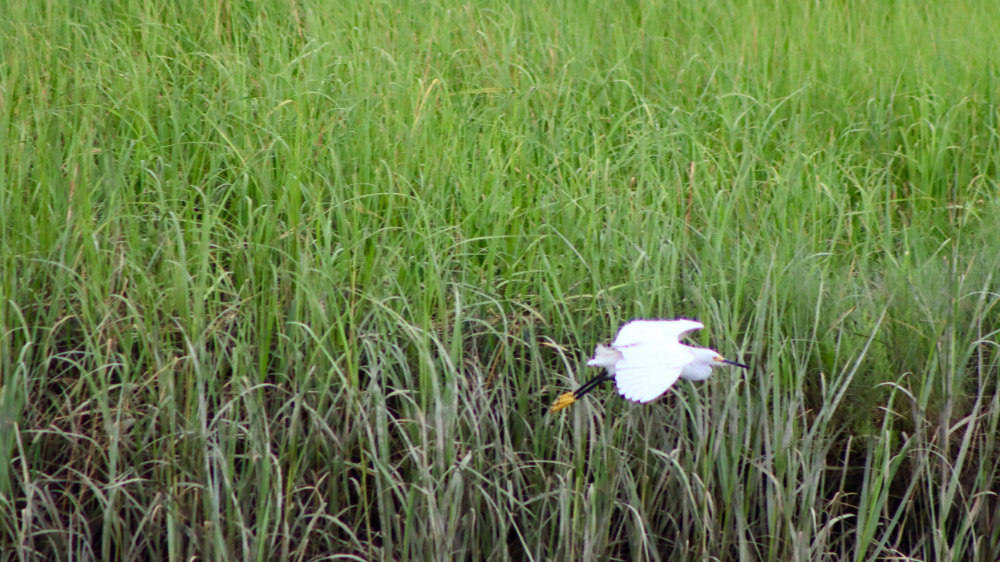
[550,319,748,412]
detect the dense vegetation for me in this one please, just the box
[2,1,999,560]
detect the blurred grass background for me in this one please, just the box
[2,0,999,559]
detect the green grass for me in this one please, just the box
[2,0,1000,559]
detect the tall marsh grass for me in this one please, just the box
[2,0,999,559]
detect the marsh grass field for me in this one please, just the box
[3,0,1000,560]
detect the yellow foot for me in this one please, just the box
[549,392,577,413]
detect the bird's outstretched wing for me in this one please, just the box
[613,344,694,402]
[612,319,704,348]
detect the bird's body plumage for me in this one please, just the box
[550,318,748,412]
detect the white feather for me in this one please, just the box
[610,319,703,349]
[586,345,622,373]
[615,332,693,401]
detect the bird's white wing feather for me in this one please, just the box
[612,319,704,348]
[665,319,705,341]
[613,343,694,403]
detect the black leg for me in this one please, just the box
[572,373,614,400]
[550,372,615,413]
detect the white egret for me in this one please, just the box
[550,319,748,412]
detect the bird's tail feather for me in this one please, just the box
[586,345,622,369]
